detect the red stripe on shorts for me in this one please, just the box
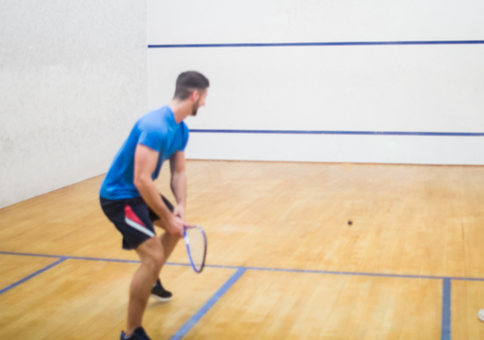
[124,205,146,227]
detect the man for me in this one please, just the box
[100,71,209,340]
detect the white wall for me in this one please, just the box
[0,0,147,208]
[147,0,484,165]
[1,1,483,208]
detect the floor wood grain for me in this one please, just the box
[1,160,483,339]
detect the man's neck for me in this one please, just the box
[169,99,191,124]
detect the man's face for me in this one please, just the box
[191,89,208,116]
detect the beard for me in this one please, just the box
[191,100,200,116]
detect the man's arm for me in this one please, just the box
[133,144,184,237]
[169,151,187,219]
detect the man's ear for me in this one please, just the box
[191,89,200,102]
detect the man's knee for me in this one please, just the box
[167,229,183,240]
[144,251,164,279]
[154,220,183,240]
[137,238,165,275]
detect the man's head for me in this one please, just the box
[174,71,210,116]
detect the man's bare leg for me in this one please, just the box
[126,236,164,337]
[160,231,181,259]
[154,220,182,260]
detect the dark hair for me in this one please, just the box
[173,71,210,100]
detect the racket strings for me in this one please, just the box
[186,227,206,271]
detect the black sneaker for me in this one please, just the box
[120,327,151,340]
[151,279,172,302]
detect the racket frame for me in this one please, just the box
[183,225,207,273]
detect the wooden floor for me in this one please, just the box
[1,160,484,339]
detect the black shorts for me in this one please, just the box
[100,195,174,250]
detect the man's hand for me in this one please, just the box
[173,204,186,219]
[167,215,186,238]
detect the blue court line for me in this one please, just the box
[190,129,484,137]
[169,268,246,340]
[188,262,484,282]
[243,266,477,281]
[148,40,484,48]
[442,279,452,340]
[0,251,467,340]
[0,251,63,259]
[0,257,66,295]
[0,251,141,264]
[1,251,484,282]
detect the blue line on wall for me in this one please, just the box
[190,129,484,137]
[169,268,246,340]
[149,40,484,49]
[441,279,451,340]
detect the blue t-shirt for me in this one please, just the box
[100,106,189,200]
